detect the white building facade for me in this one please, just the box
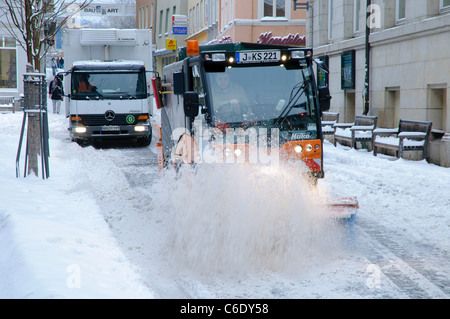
[307,0,450,167]
[0,4,28,100]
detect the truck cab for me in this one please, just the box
[154,41,330,178]
[62,28,153,146]
[68,60,152,145]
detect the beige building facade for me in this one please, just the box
[307,0,450,167]
[137,0,189,75]
[217,0,306,44]
[137,0,308,74]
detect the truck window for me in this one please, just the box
[191,65,205,110]
[206,65,317,136]
[71,71,147,99]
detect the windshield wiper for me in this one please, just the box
[271,73,310,129]
[120,93,137,99]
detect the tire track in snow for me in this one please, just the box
[354,222,449,299]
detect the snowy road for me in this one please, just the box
[77,127,449,299]
[2,112,448,299]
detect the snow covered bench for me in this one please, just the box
[333,115,378,150]
[321,112,339,138]
[372,119,432,160]
[0,96,15,113]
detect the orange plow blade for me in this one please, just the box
[327,197,359,220]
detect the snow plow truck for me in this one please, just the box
[152,41,358,219]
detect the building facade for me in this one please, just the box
[216,0,306,44]
[307,0,450,166]
[137,0,307,74]
[136,0,189,75]
[0,2,29,100]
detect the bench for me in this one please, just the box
[333,115,378,150]
[0,96,15,113]
[321,112,339,138]
[372,119,432,160]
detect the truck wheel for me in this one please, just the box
[137,135,151,146]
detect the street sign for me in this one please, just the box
[172,26,187,35]
[172,14,188,25]
[166,39,177,50]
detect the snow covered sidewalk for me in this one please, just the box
[0,113,153,298]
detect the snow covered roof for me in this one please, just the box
[71,60,146,71]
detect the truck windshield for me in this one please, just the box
[71,71,147,99]
[207,65,318,135]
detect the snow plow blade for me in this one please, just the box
[327,197,359,221]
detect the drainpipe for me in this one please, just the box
[363,0,371,115]
[104,45,110,60]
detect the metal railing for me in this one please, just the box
[16,73,50,179]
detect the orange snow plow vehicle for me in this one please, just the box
[152,41,358,220]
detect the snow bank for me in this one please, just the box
[0,113,153,298]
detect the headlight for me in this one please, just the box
[294,145,303,153]
[134,125,147,132]
[224,148,233,157]
[290,50,305,59]
[212,53,226,61]
[74,126,87,134]
[234,148,242,157]
[305,144,313,152]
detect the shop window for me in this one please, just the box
[0,36,17,89]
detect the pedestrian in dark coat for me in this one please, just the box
[49,75,64,114]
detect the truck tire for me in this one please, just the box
[137,135,151,147]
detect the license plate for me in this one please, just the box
[101,126,120,131]
[235,50,280,63]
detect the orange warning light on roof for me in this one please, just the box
[186,40,199,56]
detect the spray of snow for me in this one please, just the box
[152,162,347,275]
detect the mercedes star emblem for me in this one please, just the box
[105,110,115,121]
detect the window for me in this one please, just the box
[328,0,334,42]
[165,8,170,34]
[225,1,228,24]
[229,0,233,22]
[159,10,163,36]
[0,36,17,89]
[354,0,361,34]
[150,3,154,27]
[341,50,355,90]
[441,0,450,11]
[200,0,203,26]
[264,0,285,17]
[396,0,406,21]
[189,9,193,33]
[205,0,209,24]
[428,85,447,131]
[196,4,199,30]
[145,5,148,28]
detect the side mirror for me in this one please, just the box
[184,91,199,118]
[173,71,184,95]
[318,87,331,112]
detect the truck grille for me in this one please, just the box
[78,114,141,126]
